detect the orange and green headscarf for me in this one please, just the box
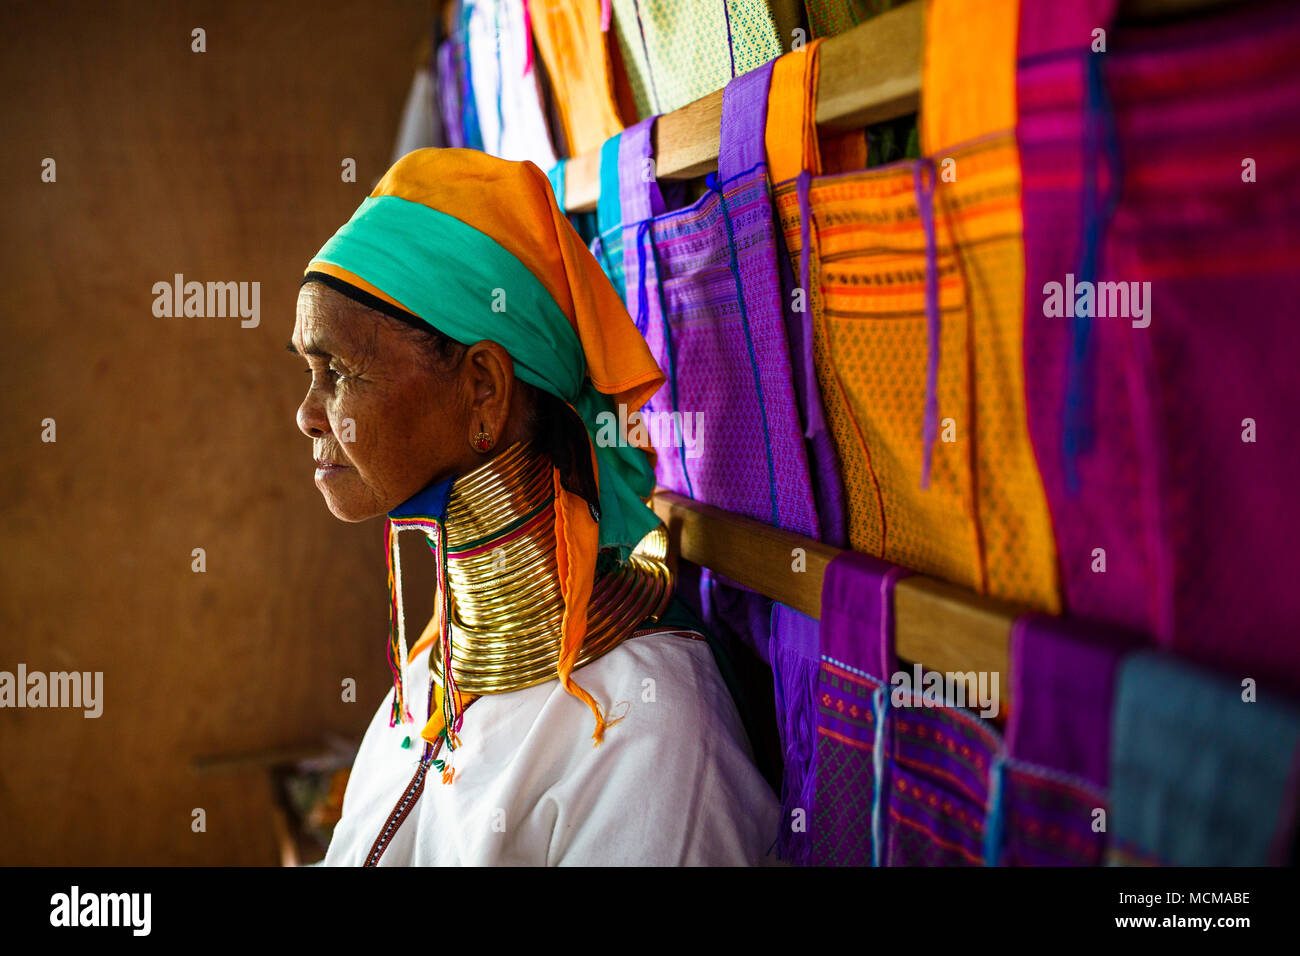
[305,147,665,746]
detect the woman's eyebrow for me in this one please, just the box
[286,340,332,358]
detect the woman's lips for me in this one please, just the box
[314,459,351,478]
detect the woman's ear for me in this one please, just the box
[461,341,518,452]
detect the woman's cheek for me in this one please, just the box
[329,395,365,453]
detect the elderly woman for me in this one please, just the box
[290,148,779,865]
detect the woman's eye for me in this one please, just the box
[303,367,345,381]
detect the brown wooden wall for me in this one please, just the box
[0,0,429,864]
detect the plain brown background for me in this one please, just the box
[0,0,431,864]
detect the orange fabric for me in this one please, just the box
[763,7,1060,610]
[420,681,478,748]
[765,38,867,179]
[766,39,825,183]
[529,0,627,155]
[307,261,410,314]
[920,0,1017,152]
[365,148,664,408]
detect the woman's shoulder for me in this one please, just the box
[571,627,733,725]
[530,630,779,865]
[528,628,764,792]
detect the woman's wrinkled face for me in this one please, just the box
[290,283,476,522]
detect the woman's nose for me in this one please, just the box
[297,388,328,439]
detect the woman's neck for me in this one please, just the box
[430,440,674,694]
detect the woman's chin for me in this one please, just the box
[316,476,378,523]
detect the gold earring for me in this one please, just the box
[471,421,493,453]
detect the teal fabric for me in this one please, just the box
[312,193,659,561]
[546,158,566,209]
[1110,651,1300,865]
[590,133,627,301]
[549,157,599,246]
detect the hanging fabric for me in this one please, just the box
[765,4,1061,612]
[1108,651,1300,866]
[463,0,557,167]
[436,34,466,147]
[616,61,822,537]
[1019,0,1300,690]
[528,0,631,155]
[587,133,639,303]
[607,0,798,119]
[816,549,1003,866]
[811,552,907,865]
[991,614,1136,866]
[769,602,821,865]
[451,0,485,150]
[547,158,600,245]
[803,0,897,39]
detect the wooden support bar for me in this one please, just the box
[652,489,1016,705]
[564,149,602,213]
[816,0,924,131]
[652,489,839,620]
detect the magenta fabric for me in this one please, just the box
[1019,0,1300,690]
[997,614,1136,866]
[617,62,822,539]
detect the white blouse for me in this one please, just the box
[323,629,781,866]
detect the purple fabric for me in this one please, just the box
[771,190,846,548]
[886,706,1001,866]
[812,552,906,865]
[818,550,1003,866]
[820,552,904,680]
[1006,615,1131,789]
[436,40,465,148]
[699,567,773,665]
[1019,0,1300,691]
[913,157,940,489]
[618,62,822,539]
[770,603,820,865]
[999,613,1135,866]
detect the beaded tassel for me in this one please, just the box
[384,518,414,726]
[430,519,466,751]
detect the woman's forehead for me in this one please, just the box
[293,285,381,356]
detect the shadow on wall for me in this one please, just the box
[0,0,429,865]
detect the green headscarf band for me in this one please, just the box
[309,193,659,562]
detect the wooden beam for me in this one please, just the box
[651,489,1015,705]
[815,0,924,131]
[652,489,839,620]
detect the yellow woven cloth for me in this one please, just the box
[764,2,1060,611]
